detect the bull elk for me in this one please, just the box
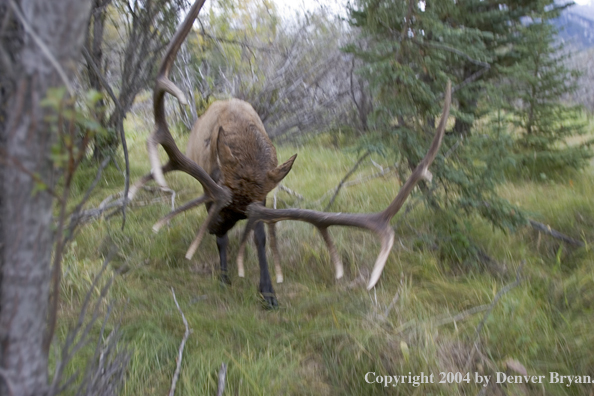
[128,0,452,308]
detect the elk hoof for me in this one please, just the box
[259,291,278,310]
[219,272,231,286]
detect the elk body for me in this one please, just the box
[185,99,296,306]
[128,0,452,308]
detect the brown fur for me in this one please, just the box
[186,99,296,231]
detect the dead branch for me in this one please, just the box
[169,288,190,396]
[216,363,227,396]
[324,151,371,210]
[341,164,398,188]
[432,304,491,327]
[64,156,112,245]
[528,219,585,247]
[71,185,177,226]
[197,30,278,53]
[309,161,398,207]
[382,290,400,319]
[464,261,525,372]
[277,184,304,200]
[81,47,131,229]
[49,250,129,396]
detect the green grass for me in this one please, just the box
[54,117,594,395]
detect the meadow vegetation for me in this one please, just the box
[55,112,594,395]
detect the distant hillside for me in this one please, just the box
[554,4,594,50]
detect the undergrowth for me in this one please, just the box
[55,116,594,395]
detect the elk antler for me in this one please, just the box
[130,0,231,257]
[239,81,452,290]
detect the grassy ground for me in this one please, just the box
[55,117,594,395]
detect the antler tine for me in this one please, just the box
[136,0,233,258]
[127,162,175,201]
[186,202,223,260]
[380,80,451,221]
[237,219,257,278]
[246,81,452,290]
[148,0,228,201]
[318,227,344,280]
[149,0,206,190]
[152,194,211,232]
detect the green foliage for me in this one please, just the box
[500,14,593,177]
[41,88,108,171]
[345,0,535,267]
[345,0,592,263]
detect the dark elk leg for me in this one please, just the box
[254,220,277,309]
[216,234,231,285]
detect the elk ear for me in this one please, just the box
[217,126,237,168]
[268,154,297,185]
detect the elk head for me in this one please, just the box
[128,0,452,304]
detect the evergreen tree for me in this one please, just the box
[501,10,593,177]
[345,0,548,264]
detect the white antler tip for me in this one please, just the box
[237,253,245,277]
[421,168,433,183]
[367,230,395,290]
[335,265,344,280]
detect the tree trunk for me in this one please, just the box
[0,2,91,396]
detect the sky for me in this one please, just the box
[273,0,348,18]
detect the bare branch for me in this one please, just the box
[81,46,131,228]
[463,261,525,372]
[324,151,370,210]
[64,156,112,245]
[528,219,585,247]
[169,288,190,396]
[216,363,227,396]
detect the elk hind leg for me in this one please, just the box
[267,223,283,283]
[254,220,277,309]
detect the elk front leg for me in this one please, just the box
[216,234,231,285]
[254,220,278,309]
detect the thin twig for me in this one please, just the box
[383,290,400,319]
[528,219,585,247]
[463,261,525,372]
[216,363,228,396]
[64,155,112,245]
[81,47,131,230]
[197,30,279,53]
[50,251,115,394]
[278,184,304,200]
[432,304,491,327]
[119,113,131,230]
[324,151,371,210]
[169,288,190,396]
[8,0,74,96]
